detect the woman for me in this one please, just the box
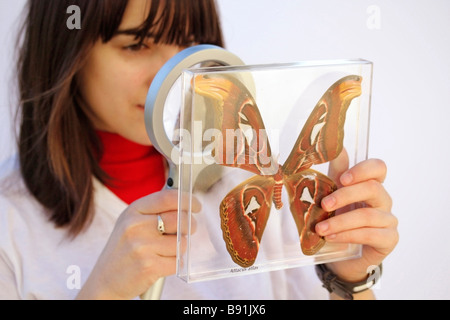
[0,0,398,299]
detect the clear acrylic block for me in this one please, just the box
[174,59,372,283]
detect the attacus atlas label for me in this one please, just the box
[230,265,258,273]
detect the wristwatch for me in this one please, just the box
[315,263,382,300]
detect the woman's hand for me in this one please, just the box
[315,152,399,287]
[76,189,201,300]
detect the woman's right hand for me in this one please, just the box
[76,189,201,300]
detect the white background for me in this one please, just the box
[1,0,450,299]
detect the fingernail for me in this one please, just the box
[341,172,353,185]
[322,195,336,209]
[316,221,329,235]
[326,234,337,240]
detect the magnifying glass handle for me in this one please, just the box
[140,277,165,300]
[141,45,247,300]
[139,172,177,300]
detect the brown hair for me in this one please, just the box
[16,0,224,236]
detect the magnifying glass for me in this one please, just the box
[145,44,247,190]
[141,44,247,300]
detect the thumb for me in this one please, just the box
[327,148,349,188]
[131,189,202,215]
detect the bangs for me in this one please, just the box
[99,0,223,47]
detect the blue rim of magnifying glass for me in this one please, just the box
[144,44,245,159]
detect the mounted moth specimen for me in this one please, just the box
[194,74,362,267]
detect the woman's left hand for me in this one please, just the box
[315,155,399,283]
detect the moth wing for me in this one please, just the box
[194,75,278,176]
[284,169,337,255]
[220,174,276,267]
[282,75,362,176]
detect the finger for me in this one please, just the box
[328,148,349,187]
[148,256,177,279]
[158,256,176,277]
[176,211,198,235]
[339,158,387,186]
[181,193,202,213]
[316,207,398,237]
[156,211,198,235]
[149,235,178,257]
[128,242,177,276]
[132,189,202,215]
[132,234,180,265]
[322,179,392,212]
[323,227,398,254]
[156,212,178,235]
[132,190,178,215]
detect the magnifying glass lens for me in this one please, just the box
[162,62,222,150]
[163,77,182,144]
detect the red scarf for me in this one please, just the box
[96,131,166,204]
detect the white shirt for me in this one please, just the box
[0,156,327,300]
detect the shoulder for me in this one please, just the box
[0,156,124,299]
[0,155,42,299]
[0,154,27,197]
[0,155,45,242]
[0,154,38,217]
[0,154,53,259]
[0,154,20,185]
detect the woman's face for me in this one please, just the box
[79,0,183,145]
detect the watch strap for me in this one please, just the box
[315,263,382,300]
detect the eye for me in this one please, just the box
[124,43,149,52]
